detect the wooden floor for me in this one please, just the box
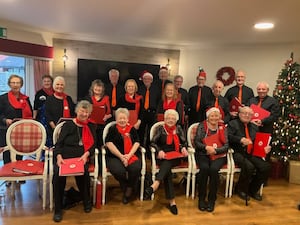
[0,175,300,225]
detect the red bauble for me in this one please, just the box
[288,85,294,90]
[277,85,283,90]
[280,145,286,150]
[292,138,297,143]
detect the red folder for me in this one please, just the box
[12,159,44,174]
[90,105,106,124]
[203,133,226,160]
[250,104,270,120]
[229,97,242,113]
[157,113,164,122]
[164,151,184,160]
[59,157,84,176]
[128,110,138,125]
[253,132,271,158]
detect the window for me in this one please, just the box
[0,55,26,95]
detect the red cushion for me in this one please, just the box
[0,159,44,177]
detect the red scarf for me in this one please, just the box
[164,124,180,152]
[203,120,226,144]
[91,95,111,115]
[163,99,178,111]
[125,93,142,116]
[8,91,32,119]
[75,118,94,152]
[42,87,54,96]
[55,91,71,118]
[116,124,138,165]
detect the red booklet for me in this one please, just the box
[59,157,84,176]
[128,110,138,125]
[164,151,184,160]
[12,159,44,175]
[229,97,242,113]
[203,133,226,160]
[253,132,271,158]
[250,104,270,120]
[89,105,106,124]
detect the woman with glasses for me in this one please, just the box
[0,74,33,186]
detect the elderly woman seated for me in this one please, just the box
[144,109,188,215]
[52,100,96,222]
[105,108,142,204]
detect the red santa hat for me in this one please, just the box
[140,70,153,80]
[198,71,207,78]
[160,66,168,71]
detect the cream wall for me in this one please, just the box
[179,44,300,95]
[2,20,300,99]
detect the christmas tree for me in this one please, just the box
[272,53,300,160]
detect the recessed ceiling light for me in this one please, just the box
[254,22,274,29]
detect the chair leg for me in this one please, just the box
[186,172,191,198]
[92,178,97,205]
[225,173,230,198]
[229,172,234,198]
[151,172,156,200]
[42,178,47,210]
[191,173,196,199]
[140,173,145,201]
[102,176,107,205]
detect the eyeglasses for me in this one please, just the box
[240,112,253,116]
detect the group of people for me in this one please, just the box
[0,67,280,221]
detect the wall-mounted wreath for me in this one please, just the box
[216,67,235,86]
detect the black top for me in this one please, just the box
[247,95,280,133]
[156,99,184,125]
[105,82,125,110]
[227,118,258,156]
[178,87,190,113]
[105,124,140,158]
[45,95,75,126]
[151,124,187,153]
[54,120,96,159]
[138,83,161,111]
[116,94,143,120]
[207,95,230,124]
[224,85,254,105]
[33,89,51,121]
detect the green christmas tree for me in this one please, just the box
[272,53,300,160]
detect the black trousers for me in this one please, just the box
[233,152,271,195]
[107,157,142,194]
[53,163,91,213]
[196,155,226,203]
[156,158,181,200]
[138,110,156,157]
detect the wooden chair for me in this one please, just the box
[101,121,146,204]
[187,122,231,199]
[51,121,99,209]
[149,121,192,199]
[0,119,50,209]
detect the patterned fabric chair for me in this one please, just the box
[187,122,231,199]
[51,121,99,209]
[149,121,193,199]
[101,121,146,204]
[0,119,50,209]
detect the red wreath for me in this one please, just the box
[216,67,235,86]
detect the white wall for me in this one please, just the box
[179,44,300,95]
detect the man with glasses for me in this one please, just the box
[228,106,271,202]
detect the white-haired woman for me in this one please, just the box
[53,100,96,222]
[194,107,228,212]
[45,76,75,130]
[105,108,142,204]
[144,109,188,215]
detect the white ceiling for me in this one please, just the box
[0,0,300,49]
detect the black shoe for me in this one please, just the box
[18,180,26,184]
[207,202,215,212]
[122,195,129,204]
[237,191,250,201]
[198,200,207,211]
[53,211,63,222]
[5,182,11,187]
[250,193,262,201]
[144,187,153,200]
[84,202,93,213]
[168,204,178,215]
